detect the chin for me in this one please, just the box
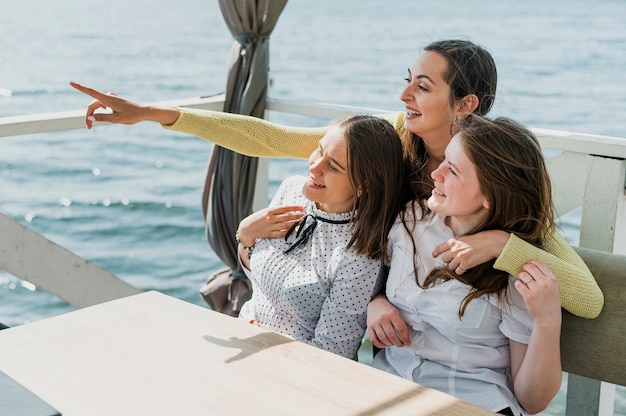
[426,196,437,211]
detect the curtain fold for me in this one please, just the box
[200,0,287,315]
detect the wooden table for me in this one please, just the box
[0,291,496,415]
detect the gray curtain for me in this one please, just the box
[202,0,287,279]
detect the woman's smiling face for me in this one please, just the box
[400,51,457,144]
[428,134,489,235]
[302,125,355,213]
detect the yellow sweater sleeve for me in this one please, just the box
[163,108,407,159]
[494,232,604,319]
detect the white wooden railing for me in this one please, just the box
[1,95,625,416]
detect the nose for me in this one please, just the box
[309,153,323,174]
[399,83,411,103]
[431,161,445,181]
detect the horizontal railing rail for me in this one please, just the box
[3,94,626,159]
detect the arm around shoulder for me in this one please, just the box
[494,232,604,318]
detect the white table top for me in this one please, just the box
[0,291,496,415]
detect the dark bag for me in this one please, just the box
[200,268,252,317]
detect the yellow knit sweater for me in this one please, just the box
[164,108,604,318]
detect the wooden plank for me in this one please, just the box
[0,291,497,416]
[0,213,140,308]
[547,151,588,216]
[5,98,625,159]
[534,128,626,159]
[580,157,625,251]
[0,95,225,138]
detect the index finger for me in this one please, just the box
[521,260,549,277]
[69,81,110,103]
[269,205,305,215]
[432,239,452,258]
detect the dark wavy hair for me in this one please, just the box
[338,115,405,263]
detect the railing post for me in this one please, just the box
[566,155,626,416]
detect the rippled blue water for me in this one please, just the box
[1,0,625,413]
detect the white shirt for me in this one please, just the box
[240,176,382,359]
[372,206,533,415]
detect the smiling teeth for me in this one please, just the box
[310,177,324,187]
[407,110,421,116]
[433,188,445,196]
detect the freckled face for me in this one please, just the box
[302,125,355,213]
[428,135,489,233]
[400,51,457,145]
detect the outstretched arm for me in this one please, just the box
[70,80,325,158]
[166,108,326,158]
[70,81,180,127]
[71,81,406,159]
[167,108,406,159]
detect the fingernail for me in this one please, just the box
[87,116,95,122]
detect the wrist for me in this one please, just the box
[493,231,511,259]
[235,230,256,254]
[149,106,180,125]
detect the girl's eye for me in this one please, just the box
[418,83,428,92]
[328,162,338,172]
[404,77,411,84]
[448,166,457,176]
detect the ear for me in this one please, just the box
[457,94,479,115]
[482,198,490,210]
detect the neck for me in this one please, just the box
[422,134,450,173]
[314,202,353,214]
[445,215,483,237]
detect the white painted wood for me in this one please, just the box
[547,152,588,216]
[0,213,140,308]
[0,291,497,416]
[0,94,226,138]
[2,96,626,159]
[599,383,617,416]
[534,128,626,159]
[580,157,625,252]
[612,168,626,255]
[266,97,392,119]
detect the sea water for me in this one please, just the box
[1,0,625,414]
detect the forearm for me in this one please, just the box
[494,232,604,318]
[512,326,562,413]
[163,108,326,158]
[163,109,405,159]
[144,105,181,125]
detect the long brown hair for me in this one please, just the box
[339,115,405,263]
[423,115,556,316]
[402,39,498,213]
